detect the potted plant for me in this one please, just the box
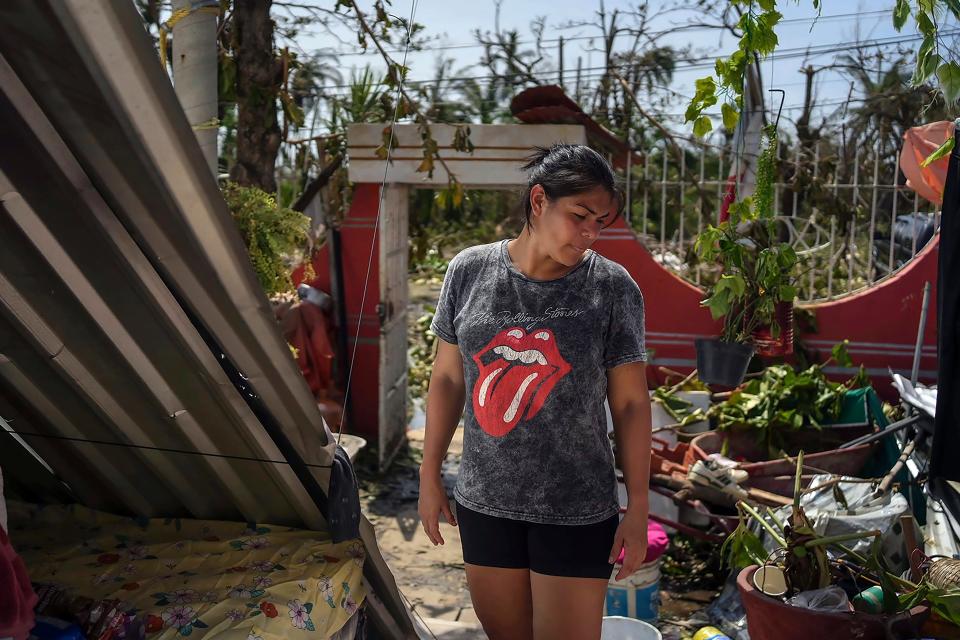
[724,454,931,640]
[694,124,798,386]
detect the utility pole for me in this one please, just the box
[575,56,582,104]
[558,36,564,90]
[172,0,220,177]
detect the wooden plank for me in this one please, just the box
[347,124,586,186]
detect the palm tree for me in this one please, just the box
[291,48,343,116]
[839,52,948,155]
[457,75,510,123]
[420,58,471,123]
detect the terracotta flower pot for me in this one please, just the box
[737,565,928,640]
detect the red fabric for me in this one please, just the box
[0,526,37,640]
[276,300,336,400]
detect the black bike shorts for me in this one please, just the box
[455,500,619,579]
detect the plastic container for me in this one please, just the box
[694,338,754,387]
[604,560,661,622]
[693,627,731,640]
[852,585,885,614]
[600,616,662,640]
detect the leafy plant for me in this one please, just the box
[686,0,960,137]
[221,182,310,296]
[708,342,867,457]
[723,453,885,594]
[694,125,798,343]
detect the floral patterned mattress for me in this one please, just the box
[7,502,366,640]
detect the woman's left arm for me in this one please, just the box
[607,361,652,580]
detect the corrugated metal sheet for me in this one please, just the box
[0,1,331,529]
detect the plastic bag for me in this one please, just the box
[787,586,850,612]
[756,474,914,573]
[704,571,751,640]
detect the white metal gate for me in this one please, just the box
[378,184,409,470]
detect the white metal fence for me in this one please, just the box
[624,137,941,302]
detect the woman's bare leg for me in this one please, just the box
[464,564,533,639]
[530,572,608,640]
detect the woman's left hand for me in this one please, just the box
[609,508,648,581]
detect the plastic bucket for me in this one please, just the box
[604,560,660,622]
[601,616,662,640]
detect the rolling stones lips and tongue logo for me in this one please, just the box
[471,327,571,437]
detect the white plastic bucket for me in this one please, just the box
[603,560,661,622]
[601,616,662,640]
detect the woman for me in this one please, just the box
[418,144,652,640]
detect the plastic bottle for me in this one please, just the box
[693,626,731,640]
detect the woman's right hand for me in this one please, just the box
[418,470,457,545]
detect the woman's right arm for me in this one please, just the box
[418,339,466,545]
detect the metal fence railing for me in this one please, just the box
[623,136,941,302]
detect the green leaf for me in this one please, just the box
[779,285,797,302]
[703,290,732,320]
[831,340,853,368]
[721,102,739,130]
[715,58,729,80]
[757,0,775,10]
[694,76,716,94]
[716,273,747,298]
[913,36,940,86]
[928,591,960,626]
[917,8,936,35]
[922,136,955,167]
[893,0,910,30]
[720,517,768,569]
[693,115,713,137]
[938,61,960,104]
[686,76,718,123]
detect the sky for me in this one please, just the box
[289,1,922,136]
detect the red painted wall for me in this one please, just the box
[592,218,939,400]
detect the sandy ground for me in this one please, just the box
[358,429,484,637]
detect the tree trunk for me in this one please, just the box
[172,0,219,176]
[229,0,281,193]
[795,65,819,153]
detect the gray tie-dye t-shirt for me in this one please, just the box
[430,240,647,525]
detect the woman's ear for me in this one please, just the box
[529,184,547,220]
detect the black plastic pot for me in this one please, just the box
[695,338,755,387]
